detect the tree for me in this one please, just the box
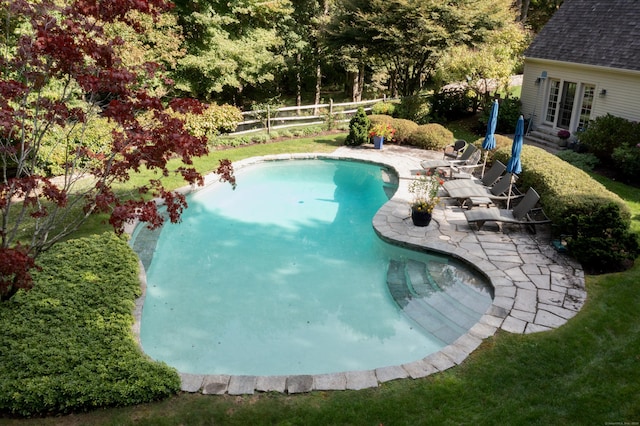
[326,0,515,97]
[436,21,529,107]
[172,0,292,103]
[518,0,564,32]
[0,0,235,301]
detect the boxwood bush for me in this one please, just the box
[408,123,454,151]
[371,101,398,116]
[493,144,638,273]
[391,118,419,145]
[0,233,180,416]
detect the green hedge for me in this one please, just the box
[0,233,180,416]
[494,144,629,221]
[493,144,638,273]
[408,123,454,150]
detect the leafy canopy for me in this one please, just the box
[0,0,235,301]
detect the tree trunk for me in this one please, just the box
[314,56,322,116]
[356,62,364,102]
[517,0,531,22]
[296,52,302,113]
[346,70,357,101]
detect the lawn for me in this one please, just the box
[2,133,640,425]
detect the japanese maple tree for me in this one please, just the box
[0,0,235,301]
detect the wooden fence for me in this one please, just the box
[230,97,396,135]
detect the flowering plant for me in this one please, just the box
[408,170,444,213]
[369,122,396,139]
[557,129,571,139]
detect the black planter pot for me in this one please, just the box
[411,209,432,227]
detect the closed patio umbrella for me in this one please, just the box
[506,115,524,208]
[481,99,499,177]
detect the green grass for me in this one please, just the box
[444,116,483,143]
[589,173,640,233]
[3,133,640,424]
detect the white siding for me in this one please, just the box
[522,58,640,131]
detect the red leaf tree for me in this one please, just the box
[0,0,235,301]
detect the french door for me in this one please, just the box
[544,80,594,131]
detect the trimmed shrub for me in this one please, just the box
[371,101,397,116]
[493,144,637,273]
[344,107,370,146]
[578,114,637,163]
[391,118,419,144]
[612,143,640,186]
[171,103,243,138]
[0,233,180,415]
[408,123,454,150]
[368,114,394,129]
[563,203,639,274]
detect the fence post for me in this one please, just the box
[267,105,271,135]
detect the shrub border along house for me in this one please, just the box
[493,143,639,273]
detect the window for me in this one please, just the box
[545,80,561,123]
[557,81,577,129]
[578,85,595,130]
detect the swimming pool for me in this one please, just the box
[131,159,493,376]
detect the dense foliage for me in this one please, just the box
[344,107,370,146]
[0,0,236,301]
[326,0,516,97]
[408,124,454,151]
[0,233,180,416]
[578,114,640,184]
[494,144,638,273]
[478,97,523,134]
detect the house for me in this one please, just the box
[520,0,640,147]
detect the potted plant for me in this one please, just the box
[557,129,570,147]
[369,122,395,149]
[408,170,444,226]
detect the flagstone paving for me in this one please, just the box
[150,144,586,395]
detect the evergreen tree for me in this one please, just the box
[345,107,370,146]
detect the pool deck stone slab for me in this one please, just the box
[135,145,586,395]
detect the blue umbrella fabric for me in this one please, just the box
[482,100,499,151]
[481,99,499,177]
[506,115,524,208]
[506,115,524,175]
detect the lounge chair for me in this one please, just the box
[443,139,467,160]
[444,161,506,190]
[464,187,551,233]
[416,144,480,178]
[442,173,522,208]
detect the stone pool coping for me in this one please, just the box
[129,146,586,395]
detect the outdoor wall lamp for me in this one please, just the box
[599,89,607,97]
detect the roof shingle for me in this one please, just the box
[524,0,640,71]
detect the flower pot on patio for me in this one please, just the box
[411,208,432,227]
[373,135,384,149]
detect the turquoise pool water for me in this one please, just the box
[132,159,492,376]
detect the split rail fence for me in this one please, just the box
[230,96,396,136]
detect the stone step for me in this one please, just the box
[386,259,492,344]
